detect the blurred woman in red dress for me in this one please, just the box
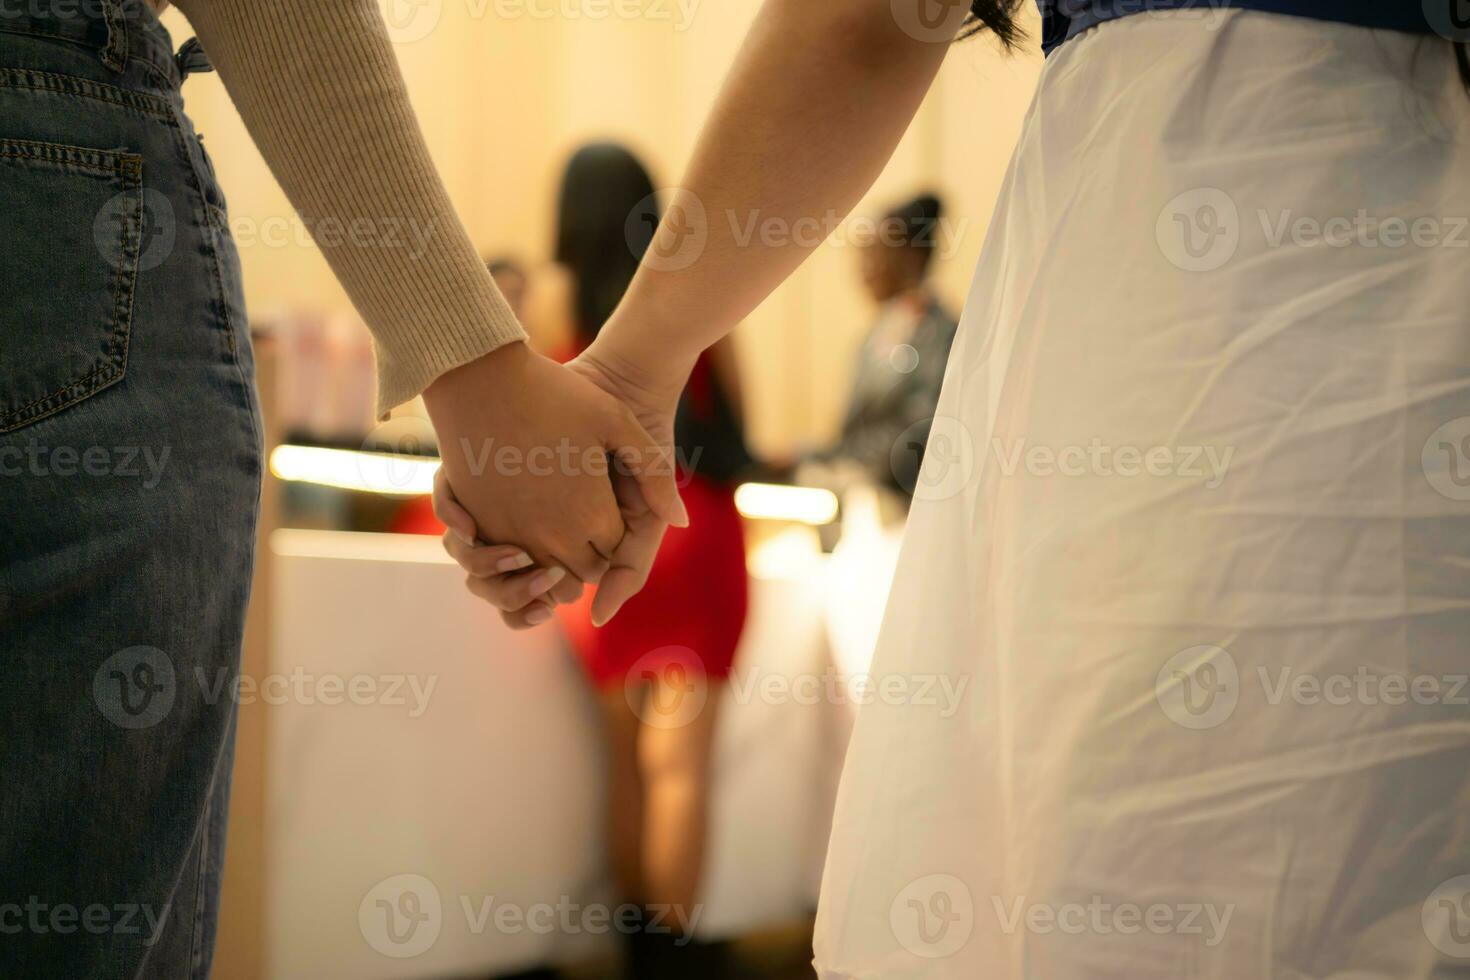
[534,143,751,976]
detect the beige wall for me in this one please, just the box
[161,0,1042,455]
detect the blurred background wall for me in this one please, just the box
[160,0,1041,456]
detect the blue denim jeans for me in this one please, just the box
[0,2,261,976]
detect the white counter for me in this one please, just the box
[262,529,845,978]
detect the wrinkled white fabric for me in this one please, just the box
[815,11,1470,978]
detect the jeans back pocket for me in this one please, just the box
[0,139,143,433]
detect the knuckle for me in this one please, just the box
[510,578,538,607]
[593,515,624,552]
[551,578,583,604]
[468,549,501,576]
[585,558,612,584]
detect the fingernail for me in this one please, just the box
[496,552,535,573]
[525,604,554,626]
[674,495,690,528]
[527,567,567,597]
[453,528,476,547]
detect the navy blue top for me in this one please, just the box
[1038,1,1441,54]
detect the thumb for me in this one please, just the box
[605,410,689,528]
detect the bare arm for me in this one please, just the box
[587,0,965,383]
[709,335,746,427]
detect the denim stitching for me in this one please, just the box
[0,142,140,432]
[187,776,213,978]
[0,25,83,46]
[99,0,129,72]
[0,26,173,84]
[190,125,266,463]
[0,68,171,118]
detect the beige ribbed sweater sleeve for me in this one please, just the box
[169,0,526,416]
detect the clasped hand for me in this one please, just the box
[422,338,688,629]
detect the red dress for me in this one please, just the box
[557,357,750,687]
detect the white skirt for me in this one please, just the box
[815,11,1470,978]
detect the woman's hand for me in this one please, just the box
[432,468,586,629]
[423,341,687,588]
[568,321,697,625]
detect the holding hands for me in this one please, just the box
[426,0,939,626]
[425,327,695,629]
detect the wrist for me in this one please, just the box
[422,340,529,412]
[586,320,694,402]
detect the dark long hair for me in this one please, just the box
[963,2,1469,91]
[553,142,659,345]
[961,0,1027,48]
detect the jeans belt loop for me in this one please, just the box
[175,37,215,80]
[99,0,130,73]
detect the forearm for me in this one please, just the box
[173,0,526,415]
[595,0,959,371]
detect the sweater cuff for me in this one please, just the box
[372,292,527,419]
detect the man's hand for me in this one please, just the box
[422,341,686,588]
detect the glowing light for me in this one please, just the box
[734,482,839,525]
[269,445,438,496]
[270,528,454,564]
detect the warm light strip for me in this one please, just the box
[269,445,439,497]
[734,482,839,526]
[270,446,840,525]
[270,528,455,564]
